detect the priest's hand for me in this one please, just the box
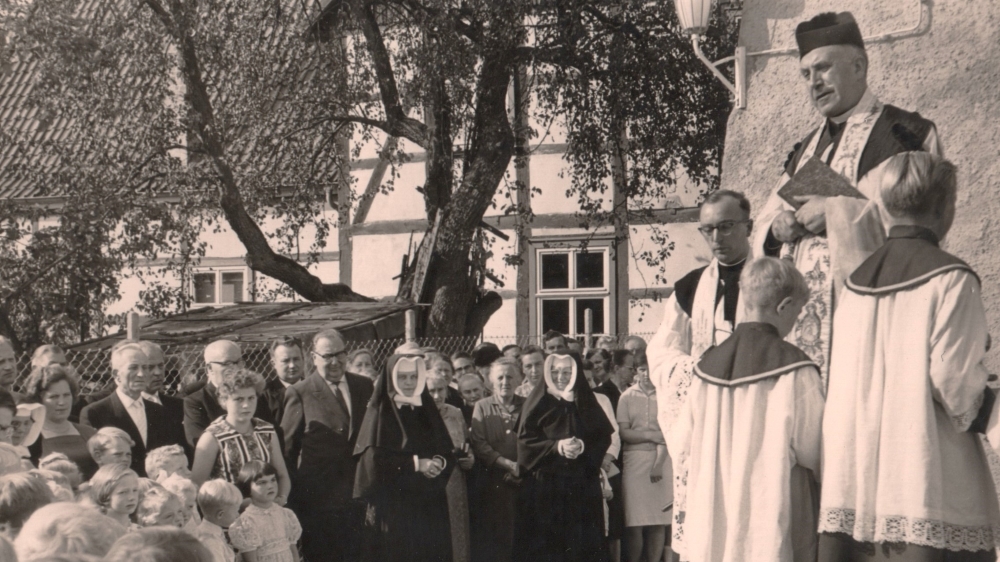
[457,452,475,471]
[558,438,583,459]
[772,211,808,243]
[793,195,828,234]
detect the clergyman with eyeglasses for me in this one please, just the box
[645,189,753,556]
[182,339,278,447]
[280,328,374,562]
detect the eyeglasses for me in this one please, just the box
[208,360,240,368]
[698,220,750,238]
[313,350,347,362]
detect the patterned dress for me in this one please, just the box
[205,417,276,484]
[228,503,302,562]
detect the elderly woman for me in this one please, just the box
[347,348,378,380]
[428,369,475,562]
[24,365,97,478]
[515,353,614,562]
[354,354,455,562]
[190,367,291,505]
[470,357,525,562]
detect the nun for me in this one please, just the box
[514,353,614,562]
[353,354,456,562]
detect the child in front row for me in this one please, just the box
[668,257,824,562]
[196,479,243,562]
[228,460,302,562]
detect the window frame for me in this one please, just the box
[528,235,616,338]
[190,266,252,307]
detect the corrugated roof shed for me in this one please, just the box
[70,301,417,350]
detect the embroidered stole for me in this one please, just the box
[781,95,884,390]
[690,258,746,359]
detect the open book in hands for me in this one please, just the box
[778,157,867,209]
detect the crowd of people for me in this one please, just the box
[0,327,661,562]
[1,9,997,562]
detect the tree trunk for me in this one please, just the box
[421,54,516,337]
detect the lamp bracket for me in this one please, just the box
[691,35,746,110]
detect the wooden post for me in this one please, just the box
[405,309,417,343]
[584,308,593,350]
[126,312,141,340]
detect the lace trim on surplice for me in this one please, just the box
[819,507,998,552]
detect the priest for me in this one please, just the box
[752,12,943,385]
[819,152,999,560]
[647,189,752,559]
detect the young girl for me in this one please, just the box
[89,463,141,530]
[228,460,301,562]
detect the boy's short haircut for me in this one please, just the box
[235,460,277,499]
[0,471,54,531]
[87,427,135,460]
[104,526,212,562]
[13,502,125,560]
[144,444,187,479]
[197,479,242,515]
[740,257,810,311]
[880,152,957,219]
[135,487,180,527]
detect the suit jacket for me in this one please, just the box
[183,381,276,448]
[80,391,187,477]
[262,377,287,427]
[281,372,374,511]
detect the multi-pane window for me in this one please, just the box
[192,269,249,305]
[535,246,611,336]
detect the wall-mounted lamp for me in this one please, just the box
[674,0,746,109]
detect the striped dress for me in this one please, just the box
[205,417,276,484]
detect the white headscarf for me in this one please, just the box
[544,354,577,402]
[14,403,44,447]
[391,356,427,408]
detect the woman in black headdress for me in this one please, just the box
[514,353,614,562]
[353,354,456,562]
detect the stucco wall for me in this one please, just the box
[721,0,1000,369]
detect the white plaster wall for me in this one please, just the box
[723,0,1000,369]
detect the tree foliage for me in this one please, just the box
[0,0,737,347]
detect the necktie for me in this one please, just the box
[131,400,148,445]
[331,383,350,420]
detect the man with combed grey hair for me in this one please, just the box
[281,328,374,562]
[183,339,276,447]
[81,341,186,476]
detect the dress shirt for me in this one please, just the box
[327,377,352,417]
[140,391,162,405]
[117,388,147,445]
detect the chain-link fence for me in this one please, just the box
[10,333,655,399]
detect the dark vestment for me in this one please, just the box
[282,372,373,562]
[354,355,456,562]
[514,354,613,562]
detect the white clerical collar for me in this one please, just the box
[830,88,876,124]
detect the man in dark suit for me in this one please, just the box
[282,329,374,562]
[183,339,276,447]
[80,342,187,477]
[137,341,190,461]
[265,336,305,425]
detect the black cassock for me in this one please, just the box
[514,353,613,562]
[354,355,456,562]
